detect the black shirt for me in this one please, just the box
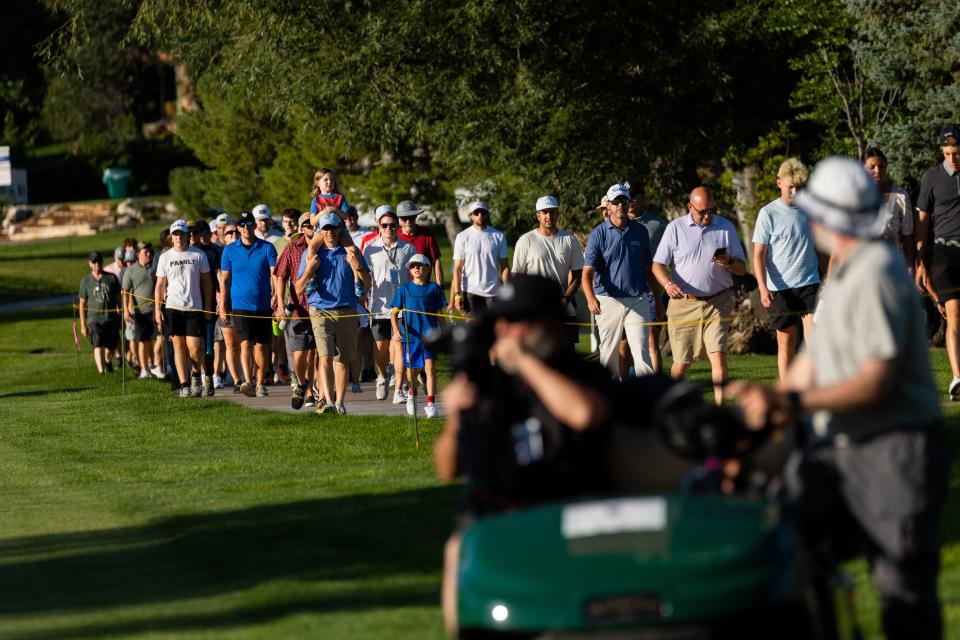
[918,162,960,240]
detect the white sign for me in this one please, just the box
[0,146,10,188]
[561,498,667,539]
[2,169,28,204]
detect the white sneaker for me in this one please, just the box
[424,402,438,419]
[375,377,388,401]
[406,395,415,416]
[213,374,224,389]
[139,369,150,380]
[392,388,407,405]
[151,365,165,379]
[950,376,960,401]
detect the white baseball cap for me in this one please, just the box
[216,212,233,225]
[169,219,189,234]
[795,157,882,238]
[252,204,271,220]
[605,184,630,202]
[535,195,558,211]
[467,200,489,213]
[407,253,431,267]
[375,204,397,221]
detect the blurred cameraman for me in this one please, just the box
[434,274,612,634]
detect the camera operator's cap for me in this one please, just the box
[486,274,565,320]
[535,195,558,211]
[317,211,342,229]
[216,212,233,225]
[169,219,189,234]
[237,211,255,226]
[252,204,271,220]
[88,251,103,263]
[467,200,489,213]
[595,195,609,211]
[795,156,883,238]
[123,248,136,262]
[407,253,431,268]
[605,184,630,202]
[396,200,424,218]
[376,204,397,221]
[940,123,960,146]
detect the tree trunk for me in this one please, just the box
[730,165,759,272]
[439,209,465,248]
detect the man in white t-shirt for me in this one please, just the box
[450,200,509,315]
[154,219,213,397]
[512,195,584,342]
[253,204,283,242]
[363,206,416,401]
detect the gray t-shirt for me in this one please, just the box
[636,211,667,256]
[512,228,584,288]
[121,263,155,314]
[807,241,940,439]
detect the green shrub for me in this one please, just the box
[168,166,208,218]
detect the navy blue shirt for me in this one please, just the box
[298,245,370,309]
[584,218,652,297]
[221,238,277,310]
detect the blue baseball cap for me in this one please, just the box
[317,212,342,229]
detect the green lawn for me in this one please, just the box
[0,230,958,638]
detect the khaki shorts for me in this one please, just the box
[666,290,734,364]
[309,306,359,362]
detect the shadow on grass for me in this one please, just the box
[0,485,461,634]
[0,305,76,322]
[0,387,86,399]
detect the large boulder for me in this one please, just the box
[2,205,33,231]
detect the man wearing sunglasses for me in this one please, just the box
[363,205,416,402]
[450,200,509,315]
[275,212,318,409]
[583,184,662,377]
[652,186,746,405]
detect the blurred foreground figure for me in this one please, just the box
[731,157,948,640]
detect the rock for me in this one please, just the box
[725,279,776,355]
[116,198,144,220]
[164,202,179,215]
[2,205,33,230]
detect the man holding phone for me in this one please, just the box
[652,186,745,404]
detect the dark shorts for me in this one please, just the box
[464,293,490,315]
[931,243,960,303]
[769,283,819,331]
[283,318,316,352]
[132,311,156,341]
[167,309,205,338]
[371,318,392,342]
[88,319,120,349]
[232,310,273,345]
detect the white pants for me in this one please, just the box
[595,294,653,377]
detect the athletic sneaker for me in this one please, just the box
[179,385,191,398]
[392,388,407,404]
[375,377,388,401]
[406,395,415,416]
[424,402,438,419]
[105,361,114,374]
[291,384,306,410]
[139,369,151,380]
[950,376,960,401]
[304,395,316,408]
[256,384,269,397]
[190,374,203,398]
[335,403,347,415]
[151,365,165,379]
[240,381,255,397]
[213,374,224,389]
[202,376,214,397]
[277,363,291,384]
[360,366,377,383]
[233,384,242,395]
[351,382,362,394]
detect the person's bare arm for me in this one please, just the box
[499,258,510,285]
[218,269,231,322]
[565,269,582,302]
[79,298,88,335]
[274,273,288,321]
[434,259,444,288]
[581,265,600,314]
[753,243,773,308]
[652,262,684,299]
[915,209,929,290]
[450,259,464,311]
[154,275,167,328]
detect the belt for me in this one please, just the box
[684,289,728,302]
[935,237,960,248]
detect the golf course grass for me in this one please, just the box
[0,230,958,638]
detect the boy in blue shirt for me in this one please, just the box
[390,254,446,418]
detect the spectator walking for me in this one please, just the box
[190,220,223,396]
[390,254,446,418]
[450,200,509,315]
[78,251,122,374]
[122,243,157,379]
[364,205,416,402]
[864,148,916,270]
[275,212,318,410]
[220,211,278,397]
[732,157,947,640]
[625,180,668,373]
[154,219,213,397]
[582,184,662,377]
[389,200,444,288]
[916,123,960,399]
[214,212,233,246]
[752,158,820,382]
[296,212,371,415]
[253,204,283,242]
[652,186,745,404]
[512,195,583,344]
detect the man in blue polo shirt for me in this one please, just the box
[220,210,278,397]
[296,212,372,415]
[582,183,663,376]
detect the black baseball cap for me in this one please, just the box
[88,251,103,263]
[193,220,211,235]
[485,274,565,320]
[237,211,255,226]
[940,124,960,146]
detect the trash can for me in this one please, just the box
[103,167,132,199]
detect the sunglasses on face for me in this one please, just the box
[381,223,398,229]
[610,197,630,206]
[224,230,237,236]
[691,205,718,216]
[409,263,426,269]
[321,225,338,231]
[300,223,313,230]
[238,222,254,228]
